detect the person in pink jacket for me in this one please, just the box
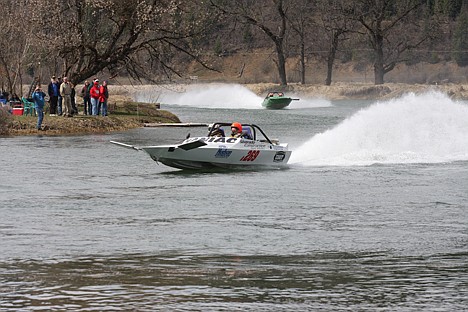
[89,79,100,115]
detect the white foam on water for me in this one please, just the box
[288,97,332,109]
[134,83,331,109]
[160,83,262,109]
[290,91,468,166]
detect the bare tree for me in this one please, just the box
[211,0,289,86]
[317,0,358,86]
[353,0,427,84]
[28,0,216,85]
[286,0,315,84]
[0,1,35,96]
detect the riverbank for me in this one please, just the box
[7,114,180,136]
[122,81,468,101]
[244,82,468,100]
[1,97,180,136]
[3,82,467,136]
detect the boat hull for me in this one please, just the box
[110,123,292,171]
[262,97,292,109]
[141,137,291,170]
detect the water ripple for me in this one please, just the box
[1,252,466,311]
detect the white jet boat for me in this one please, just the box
[110,122,292,170]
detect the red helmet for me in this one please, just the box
[231,122,242,132]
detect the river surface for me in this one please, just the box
[1,86,467,311]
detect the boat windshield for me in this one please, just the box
[206,122,274,144]
[266,91,284,98]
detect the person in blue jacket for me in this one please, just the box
[47,76,59,115]
[31,86,47,130]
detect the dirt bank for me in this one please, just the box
[2,97,180,136]
[244,82,468,100]
[118,82,468,101]
[4,82,467,136]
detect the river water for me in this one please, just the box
[1,86,467,311]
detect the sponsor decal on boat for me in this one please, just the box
[215,146,232,158]
[243,142,267,149]
[184,137,238,144]
[240,150,260,161]
[273,151,286,162]
[213,137,238,143]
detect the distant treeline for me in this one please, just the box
[0,0,467,95]
[205,0,468,85]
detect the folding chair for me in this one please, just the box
[21,97,36,116]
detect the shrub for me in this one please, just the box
[0,107,12,135]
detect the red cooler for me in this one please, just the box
[12,104,24,115]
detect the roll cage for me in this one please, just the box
[207,122,275,145]
[265,91,284,98]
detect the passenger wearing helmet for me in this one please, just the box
[230,122,243,138]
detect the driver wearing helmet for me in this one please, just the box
[230,122,243,138]
[208,123,225,137]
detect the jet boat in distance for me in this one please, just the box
[110,122,292,170]
[262,91,299,109]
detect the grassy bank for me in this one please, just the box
[1,97,181,136]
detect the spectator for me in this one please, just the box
[99,80,109,116]
[31,86,46,130]
[2,90,10,101]
[9,93,20,104]
[57,77,63,115]
[47,76,59,115]
[89,79,100,115]
[0,92,7,107]
[60,77,73,117]
[70,82,78,115]
[81,81,91,115]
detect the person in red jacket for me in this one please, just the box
[89,79,100,115]
[99,80,109,116]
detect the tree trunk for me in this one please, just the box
[373,33,385,85]
[325,31,340,86]
[0,57,13,95]
[299,35,305,84]
[275,41,288,86]
[325,58,334,86]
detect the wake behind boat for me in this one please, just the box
[111,122,292,170]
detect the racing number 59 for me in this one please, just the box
[240,150,260,161]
